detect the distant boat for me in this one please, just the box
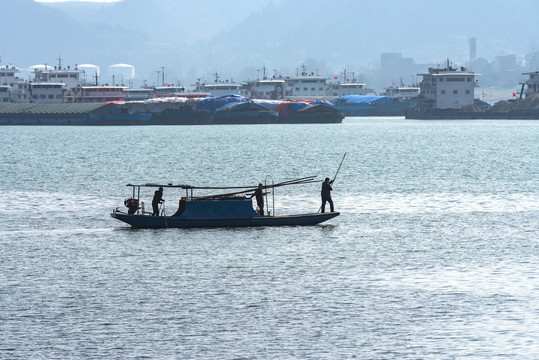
[380,84,419,100]
[111,177,340,228]
[331,95,415,116]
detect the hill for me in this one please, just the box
[2,0,538,88]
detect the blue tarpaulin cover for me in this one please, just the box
[277,100,335,116]
[215,101,270,113]
[196,94,248,112]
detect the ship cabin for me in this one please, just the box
[416,62,479,111]
[0,66,21,87]
[382,86,420,100]
[286,75,328,100]
[154,86,186,98]
[124,88,155,101]
[197,83,242,97]
[519,71,539,98]
[326,82,373,97]
[35,68,83,90]
[70,85,126,103]
[11,82,31,103]
[240,79,287,100]
[284,64,327,100]
[0,86,9,103]
[29,83,66,103]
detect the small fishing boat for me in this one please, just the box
[110,176,339,228]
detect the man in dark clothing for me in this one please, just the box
[321,177,334,213]
[250,183,266,216]
[152,187,165,216]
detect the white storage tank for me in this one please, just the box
[109,64,135,85]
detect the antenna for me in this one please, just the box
[161,66,165,86]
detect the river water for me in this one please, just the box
[1,118,538,359]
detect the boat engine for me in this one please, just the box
[124,198,139,215]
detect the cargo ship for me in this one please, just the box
[0,103,151,125]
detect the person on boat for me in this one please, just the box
[124,198,138,215]
[250,183,266,216]
[152,187,165,216]
[321,177,334,213]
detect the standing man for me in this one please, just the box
[250,183,266,216]
[152,187,165,216]
[321,177,334,213]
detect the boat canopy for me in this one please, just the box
[332,95,392,105]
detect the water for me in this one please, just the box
[1,118,538,359]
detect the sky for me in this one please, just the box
[35,0,120,2]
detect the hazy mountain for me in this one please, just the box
[2,0,538,89]
[196,0,537,72]
[90,0,276,45]
[0,0,154,71]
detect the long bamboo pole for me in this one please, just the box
[194,176,319,199]
[318,153,346,213]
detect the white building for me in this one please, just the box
[285,66,327,100]
[416,61,479,111]
[0,66,26,102]
[29,83,66,103]
[0,86,10,103]
[11,82,31,103]
[29,62,85,102]
[381,84,420,99]
[520,71,539,98]
[240,79,286,99]
[195,82,242,97]
[33,66,83,89]
[154,86,186,97]
[326,82,373,97]
[0,65,21,87]
[124,88,155,101]
[71,86,126,103]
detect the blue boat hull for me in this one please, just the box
[111,211,339,228]
[333,97,416,116]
